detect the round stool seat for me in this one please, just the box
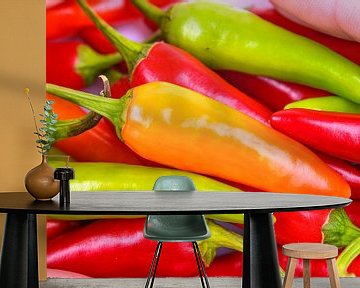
[283,243,338,260]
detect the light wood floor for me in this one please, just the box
[41,277,360,288]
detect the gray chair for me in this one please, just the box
[144,176,211,288]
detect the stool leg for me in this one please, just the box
[327,258,342,288]
[283,257,297,288]
[303,259,311,288]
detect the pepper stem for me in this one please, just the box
[54,112,102,140]
[131,0,165,26]
[77,0,146,72]
[46,80,130,140]
[53,76,111,140]
[76,44,122,86]
[336,236,360,277]
[198,220,243,266]
[322,208,360,247]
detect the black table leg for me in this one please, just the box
[28,214,39,288]
[242,212,281,288]
[0,213,39,288]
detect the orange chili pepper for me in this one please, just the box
[46,81,350,197]
[47,94,144,164]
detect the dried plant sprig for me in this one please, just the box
[25,88,58,155]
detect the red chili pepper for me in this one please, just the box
[274,210,331,245]
[275,206,360,248]
[110,75,131,99]
[345,201,360,228]
[46,41,122,89]
[317,153,360,200]
[47,218,243,277]
[46,0,64,10]
[79,27,119,54]
[218,71,328,111]
[47,219,84,240]
[48,93,144,164]
[347,253,360,276]
[206,252,242,277]
[77,0,272,124]
[270,109,360,163]
[46,0,180,40]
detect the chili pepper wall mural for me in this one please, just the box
[46,0,360,278]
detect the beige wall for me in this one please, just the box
[0,0,46,280]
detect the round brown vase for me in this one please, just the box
[25,155,60,201]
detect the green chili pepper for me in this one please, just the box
[285,96,360,114]
[48,160,243,223]
[131,0,360,104]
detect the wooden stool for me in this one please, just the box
[282,243,341,288]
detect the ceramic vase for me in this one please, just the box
[24,154,60,200]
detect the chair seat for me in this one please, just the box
[282,243,338,259]
[144,214,211,242]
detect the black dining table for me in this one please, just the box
[0,191,351,288]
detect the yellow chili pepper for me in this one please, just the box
[47,81,350,197]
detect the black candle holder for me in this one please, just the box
[54,167,75,207]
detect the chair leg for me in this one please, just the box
[303,259,311,288]
[327,258,342,288]
[283,257,297,288]
[145,242,163,288]
[193,242,206,288]
[193,242,211,288]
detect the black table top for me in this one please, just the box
[0,191,351,215]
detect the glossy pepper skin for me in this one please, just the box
[345,201,360,227]
[47,219,83,240]
[49,94,144,164]
[48,159,244,224]
[80,27,118,54]
[274,207,360,248]
[76,0,271,124]
[46,41,122,89]
[218,71,328,111]
[274,210,331,245]
[46,0,178,40]
[217,7,360,112]
[46,81,350,197]
[132,0,360,104]
[317,153,360,200]
[206,252,242,277]
[285,96,360,114]
[271,108,360,163]
[47,218,243,277]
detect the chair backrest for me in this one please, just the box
[153,176,196,192]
